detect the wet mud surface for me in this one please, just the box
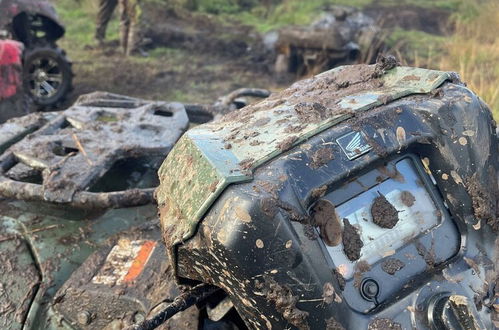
[256,276,309,330]
[342,219,363,261]
[466,171,499,232]
[381,258,405,275]
[312,200,342,247]
[371,194,399,229]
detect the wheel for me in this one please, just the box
[23,45,73,108]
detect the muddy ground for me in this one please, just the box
[59,3,452,108]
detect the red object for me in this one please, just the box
[0,40,23,99]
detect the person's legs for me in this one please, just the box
[126,0,144,56]
[118,0,130,54]
[95,0,118,42]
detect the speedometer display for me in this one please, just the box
[320,158,442,279]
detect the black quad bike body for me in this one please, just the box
[152,62,498,330]
[0,0,73,108]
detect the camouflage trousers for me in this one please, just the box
[118,0,144,55]
[95,0,118,41]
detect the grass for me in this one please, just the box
[54,0,498,117]
[404,0,499,117]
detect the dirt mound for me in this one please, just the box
[143,6,270,61]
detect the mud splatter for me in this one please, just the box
[371,194,399,229]
[353,260,371,288]
[372,54,399,78]
[332,268,346,291]
[260,198,278,218]
[294,102,328,123]
[311,185,328,199]
[253,117,271,127]
[342,219,363,261]
[277,136,298,152]
[400,191,415,207]
[415,241,435,268]
[368,318,402,330]
[326,317,345,330]
[310,147,334,169]
[466,170,498,232]
[239,158,254,170]
[322,282,342,304]
[256,276,309,330]
[381,258,405,275]
[312,200,342,247]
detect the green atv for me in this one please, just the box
[1,60,498,330]
[0,89,269,329]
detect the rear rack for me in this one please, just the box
[0,92,189,208]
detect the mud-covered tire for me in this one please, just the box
[23,45,73,108]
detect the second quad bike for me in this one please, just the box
[0,0,73,108]
[0,87,269,329]
[265,6,383,77]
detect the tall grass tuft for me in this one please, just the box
[436,1,498,117]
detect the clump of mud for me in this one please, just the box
[353,260,371,288]
[381,258,405,275]
[368,318,402,330]
[371,194,399,229]
[255,276,309,329]
[326,317,345,330]
[294,102,328,123]
[400,191,415,207]
[372,55,399,78]
[312,200,342,247]
[277,135,298,151]
[332,268,346,291]
[415,241,435,268]
[342,219,363,261]
[310,147,334,169]
[466,170,498,232]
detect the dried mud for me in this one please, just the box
[256,276,309,330]
[415,241,435,268]
[466,170,499,232]
[312,200,342,247]
[322,282,341,304]
[332,268,346,291]
[381,258,405,275]
[342,219,363,261]
[400,191,416,207]
[326,317,345,330]
[367,318,402,330]
[371,194,399,229]
[310,147,334,169]
[353,260,371,288]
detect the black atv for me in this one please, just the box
[0,0,73,108]
[150,60,498,329]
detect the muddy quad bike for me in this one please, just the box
[266,6,383,77]
[0,0,73,108]
[0,88,269,329]
[140,60,496,329]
